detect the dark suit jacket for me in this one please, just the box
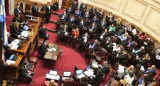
[92,17,98,23]
[61,26,68,32]
[136,50,145,57]
[97,11,104,18]
[79,21,86,27]
[38,43,48,56]
[117,28,125,36]
[83,14,90,20]
[72,1,78,9]
[59,14,68,21]
[52,1,59,11]
[66,8,73,15]
[20,65,28,77]
[39,28,48,40]
[75,11,82,17]
[68,17,75,23]
[89,25,97,33]
[80,4,87,12]
[89,8,97,14]
[12,27,21,35]
[14,7,23,16]
[45,6,52,15]
[100,31,109,39]
[90,41,99,51]
[32,6,39,16]
[119,54,128,61]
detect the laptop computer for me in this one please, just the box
[24,25,29,30]
[49,70,58,76]
[63,71,71,77]
[76,69,85,79]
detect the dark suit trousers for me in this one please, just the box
[26,72,34,83]
[45,13,51,23]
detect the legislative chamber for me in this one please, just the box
[0,0,160,86]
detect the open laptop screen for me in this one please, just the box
[63,72,71,77]
[49,70,57,76]
[76,69,83,75]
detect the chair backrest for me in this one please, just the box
[63,79,74,86]
[10,22,14,34]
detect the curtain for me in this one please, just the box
[5,0,9,16]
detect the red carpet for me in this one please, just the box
[52,9,65,14]
[44,23,57,31]
[50,14,59,22]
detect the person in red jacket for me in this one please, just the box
[73,28,79,38]
[139,32,146,40]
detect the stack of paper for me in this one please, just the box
[11,39,20,49]
[6,60,15,64]
[46,73,60,80]
[21,31,29,38]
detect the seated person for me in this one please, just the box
[80,3,87,16]
[89,6,97,19]
[74,9,81,17]
[39,25,49,41]
[112,43,121,54]
[82,32,90,44]
[72,1,78,10]
[59,11,68,22]
[91,16,98,24]
[93,68,103,81]
[123,65,135,76]
[97,9,104,19]
[45,79,58,86]
[68,15,75,24]
[66,7,73,15]
[125,23,132,32]
[105,12,114,26]
[2,48,8,66]
[38,40,49,56]
[144,65,156,76]
[12,22,22,36]
[6,79,14,86]
[73,28,79,38]
[89,39,99,52]
[60,24,68,35]
[154,47,160,68]
[117,64,125,76]
[99,61,109,73]
[99,18,107,29]
[83,12,90,21]
[20,61,34,84]
[126,40,135,51]
[118,33,128,41]
[139,32,146,41]
[100,29,109,41]
[52,0,59,11]
[79,18,87,28]
[108,24,115,32]
[132,28,137,35]
[12,14,23,23]
[117,27,125,36]
[120,72,134,85]
[141,53,151,67]
[132,46,145,59]
[89,22,97,33]
[117,50,128,64]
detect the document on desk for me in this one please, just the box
[21,31,29,37]
[11,39,20,49]
[77,74,85,79]
[92,62,99,68]
[46,74,60,80]
[6,60,16,64]
[52,48,56,51]
[84,70,94,77]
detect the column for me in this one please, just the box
[59,0,63,9]
[9,0,14,15]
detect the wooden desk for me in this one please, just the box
[43,43,59,68]
[3,54,23,83]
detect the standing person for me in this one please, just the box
[14,4,23,17]
[32,3,39,16]
[52,0,59,11]
[45,2,52,24]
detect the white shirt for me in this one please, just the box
[83,36,87,43]
[124,74,134,84]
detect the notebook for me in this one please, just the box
[49,70,58,76]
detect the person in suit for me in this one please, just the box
[97,9,104,20]
[75,9,82,17]
[117,27,125,36]
[89,22,97,33]
[20,61,34,84]
[99,18,107,29]
[82,32,90,44]
[59,11,68,22]
[68,15,75,24]
[52,0,59,11]
[39,25,49,41]
[32,3,39,16]
[99,61,109,73]
[83,12,90,21]
[100,29,109,40]
[89,39,99,52]
[14,4,23,17]
[72,0,78,11]
[93,68,103,81]
[132,46,145,59]
[73,28,79,38]
[91,16,98,24]
[66,7,73,15]
[80,3,87,16]
[79,18,86,28]
[45,2,52,24]
[89,6,97,19]
[12,14,23,23]
[105,12,114,27]
[38,40,49,56]
[117,50,128,64]
[60,24,68,33]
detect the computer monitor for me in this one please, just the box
[49,70,58,76]
[63,71,71,77]
[76,69,83,75]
